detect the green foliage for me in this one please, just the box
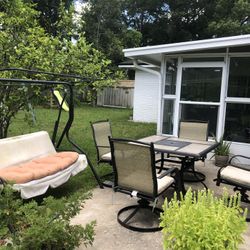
[0,0,119,138]
[0,183,95,249]
[81,0,249,55]
[79,0,142,65]
[31,0,75,38]
[160,188,247,250]
[213,135,231,156]
[208,0,250,37]
[122,0,216,45]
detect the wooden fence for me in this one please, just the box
[97,80,134,108]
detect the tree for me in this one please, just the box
[31,0,75,38]
[122,0,169,45]
[60,36,120,105]
[208,0,250,37]
[79,0,141,65]
[0,0,117,138]
[122,0,216,45]
[0,0,61,138]
[165,0,216,42]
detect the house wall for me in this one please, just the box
[133,70,159,122]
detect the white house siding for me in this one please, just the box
[229,142,250,164]
[133,70,159,123]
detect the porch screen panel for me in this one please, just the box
[180,104,218,137]
[162,99,174,134]
[228,58,250,98]
[181,68,222,102]
[165,59,177,95]
[224,104,250,143]
[225,57,250,143]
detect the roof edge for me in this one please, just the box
[123,34,250,57]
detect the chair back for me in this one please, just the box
[179,120,208,141]
[91,120,112,161]
[109,138,157,197]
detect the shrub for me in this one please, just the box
[160,188,247,250]
[0,183,95,249]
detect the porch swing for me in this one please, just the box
[0,68,103,199]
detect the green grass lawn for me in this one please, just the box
[8,105,156,199]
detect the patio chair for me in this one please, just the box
[179,120,209,178]
[91,120,112,165]
[216,155,250,221]
[179,120,209,141]
[109,138,182,232]
[91,120,113,186]
[158,120,209,184]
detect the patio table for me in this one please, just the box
[138,135,219,192]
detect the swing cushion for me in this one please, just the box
[0,131,88,199]
[0,152,79,184]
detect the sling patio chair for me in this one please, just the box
[157,120,209,186]
[216,155,250,221]
[109,138,182,232]
[91,120,113,187]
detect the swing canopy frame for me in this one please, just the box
[0,68,103,192]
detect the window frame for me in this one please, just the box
[161,55,227,139]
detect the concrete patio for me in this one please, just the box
[72,160,250,250]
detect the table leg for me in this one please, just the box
[181,158,208,191]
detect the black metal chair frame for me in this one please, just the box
[90,120,113,187]
[216,155,250,222]
[90,119,112,165]
[109,137,182,232]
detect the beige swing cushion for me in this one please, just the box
[0,131,87,198]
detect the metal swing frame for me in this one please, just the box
[0,68,103,188]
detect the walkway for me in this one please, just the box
[72,160,250,250]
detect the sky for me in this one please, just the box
[74,0,86,13]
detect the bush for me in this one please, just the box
[160,188,247,250]
[0,183,95,249]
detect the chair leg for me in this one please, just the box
[87,157,104,188]
[117,199,163,232]
[233,187,250,203]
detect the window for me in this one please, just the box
[180,104,218,136]
[181,67,222,102]
[224,103,250,143]
[224,57,250,143]
[183,57,224,62]
[165,59,177,95]
[162,99,174,134]
[227,57,250,98]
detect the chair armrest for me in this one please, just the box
[229,155,250,163]
[157,167,178,179]
[229,155,250,171]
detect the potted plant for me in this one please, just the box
[160,188,247,250]
[213,136,231,167]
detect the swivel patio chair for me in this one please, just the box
[91,120,113,187]
[216,155,250,221]
[158,120,209,185]
[109,138,182,232]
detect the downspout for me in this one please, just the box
[132,59,163,134]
